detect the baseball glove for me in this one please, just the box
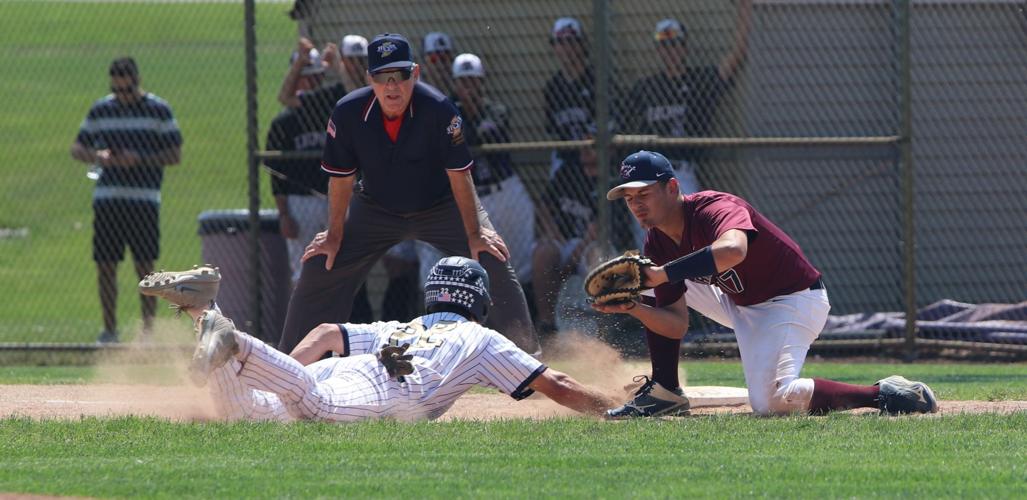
[583,252,654,306]
[378,343,414,379]
[138,265,221,311]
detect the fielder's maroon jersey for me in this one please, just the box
[645,191,821,307]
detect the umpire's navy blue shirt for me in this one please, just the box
[320,82,473,214]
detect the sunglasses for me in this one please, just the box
[110,85,136,94]
[370,67,414,84]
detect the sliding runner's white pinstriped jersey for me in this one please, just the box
[208,311,545,422]
[337,311,546,419]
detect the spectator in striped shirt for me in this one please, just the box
[70,57,182,344]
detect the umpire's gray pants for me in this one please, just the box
[278,193,540,355]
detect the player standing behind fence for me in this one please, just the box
[594,150,939,418]
[420,32,456,99]
[532,138,600,338]
[542,17,622,178]
[332,35,370,95]
[416,53,536,304]
[274,36,376,322]
[625,3,751,192]
[281,34,541,356]
[266,43,333,283]
[70,57,182,344]
[146,257,615,421]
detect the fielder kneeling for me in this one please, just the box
[142,257,616,422]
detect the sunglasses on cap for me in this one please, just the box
[370,66,414,84]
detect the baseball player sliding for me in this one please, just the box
[139,258,616,422]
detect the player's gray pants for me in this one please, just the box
[279,193,540,355]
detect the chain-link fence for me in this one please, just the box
[2,0,1025,362]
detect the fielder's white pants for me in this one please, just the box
[418,175,535,283]
[207,332,410,422]
[284,194,328,283]
[683,282,831,415]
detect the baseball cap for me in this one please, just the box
[423,32,454,55]
[367,33,414,74]
[606,150,675,200]
[551,17,584,40]
[452,53,484,79]
[654,18,687,43]
[340,35,368,57]
[290,47,324,76]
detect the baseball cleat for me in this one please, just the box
[188,310,239,387]
[606,375,691,419]
[876,375,939,415]
[139,265,221,310]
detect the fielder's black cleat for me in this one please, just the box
[606,375,691,419]
[876,375,939,415]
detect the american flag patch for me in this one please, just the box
[326,118,336,138]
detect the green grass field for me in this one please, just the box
[0,1,296,342]
[2,414,1024,498]
[1,361,1026,498]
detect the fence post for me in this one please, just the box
[896,0,916,362]
[244,0,262,340]
[593,0,611,252]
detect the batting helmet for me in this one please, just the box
[424,256,491,322]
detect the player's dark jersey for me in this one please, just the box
[540,160,597,241]
[321,83,473,214]
[626,66,729,161]
[297,82,346,130]
[544,68,596,142]
[264,83,345,197]
[645,191,820,307]
[75,93,182,195]
[544,68,622,166]
[541,161,635,249]
[453,97,514,194]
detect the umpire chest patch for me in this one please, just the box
[447,115,464,145]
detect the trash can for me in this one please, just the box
[198,209,291,346]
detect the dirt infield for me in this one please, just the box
[3,332,1024,421]
[1,383,1024,421]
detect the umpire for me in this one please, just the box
[280,33,541,355]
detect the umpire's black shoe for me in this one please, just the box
[606,376,691,419]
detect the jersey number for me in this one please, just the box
[387,320,459,351]
[694,269,745,294]
[713,269,744,294]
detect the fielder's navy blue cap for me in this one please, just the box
[368,33,414,74]
[606,150,675,200]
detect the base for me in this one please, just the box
[683,386,749,407]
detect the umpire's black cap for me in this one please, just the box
[368,33,414,74]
